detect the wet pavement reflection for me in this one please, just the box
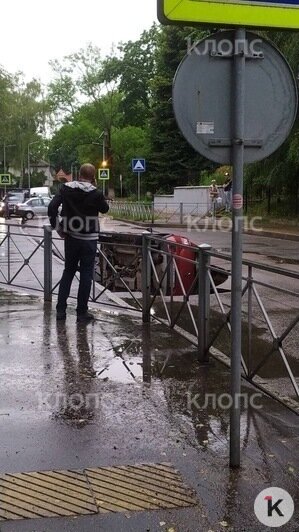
[0,289,298,530]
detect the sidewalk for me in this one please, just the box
[121,217,299,242]
[0,287,298,531]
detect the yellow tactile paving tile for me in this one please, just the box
[86,462,197,514]
[0,463,197,521]
[0,469,97,521]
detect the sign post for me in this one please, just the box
[230,28,245,468]
[160,0,298,468]
[0,174,11,196]
[98,168,110,196]
[132,159,146,201]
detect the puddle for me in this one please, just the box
[150,300,299,380]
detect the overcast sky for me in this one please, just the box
[1,0,158,83]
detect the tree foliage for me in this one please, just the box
[0,71,48,184]
[243,30,299,214]
[3,22,299,208]
[149,26,213,192]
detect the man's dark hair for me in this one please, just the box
[79,163,96,182]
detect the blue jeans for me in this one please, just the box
[57,236,97,315]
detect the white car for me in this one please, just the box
[16,197,51,220]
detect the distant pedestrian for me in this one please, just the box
[48,163,109,322]
[223,173,232,212]
[209,179,219,218]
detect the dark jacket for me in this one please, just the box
[48,181,109,240]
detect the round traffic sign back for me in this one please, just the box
[173,31,298,164]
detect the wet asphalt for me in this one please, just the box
[0,289,298,532]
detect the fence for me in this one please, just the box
[0,221,298,414]
[0,222,143,314]
[142,234,299,414]
[108,201,221,224]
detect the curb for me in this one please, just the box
[111,218,299,242]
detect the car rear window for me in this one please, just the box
[8,196,22,201]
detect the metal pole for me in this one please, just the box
[180,202,183,224]
[3,143,6,196]
[142,234,151,323]
[198,244,211,363]
[27,145,30,191]
[27,141,39,191]
[7,225,11,283]
[43,225,52,301]
[142,324,152,383]
[138,172,140,201]
[92,263,96,301]
[3,143,16,194]
[230,28,246,468]
[102,133,106,196]
[247,265,253,376]
[102,131,105,162]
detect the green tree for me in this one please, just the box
[111,125,150,195]
[243,31,299,216]
[149,26,211,192]
[0,76,48,184]
[114,24,159,127]
[48,44,124,186]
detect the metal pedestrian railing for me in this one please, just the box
[0,222,48,293]
[141,234,299,414]
[108,201,213,224]
[0,222,144,314]
[0,221,298,413]
[108,201,153,222]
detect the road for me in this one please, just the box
[155,225,299,270]
[14,214,299,266]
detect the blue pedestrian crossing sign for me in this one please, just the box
[98,168,110,180]
[0,174,11,185]
[132,159,146,173]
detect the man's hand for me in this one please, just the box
[57,228,66,239]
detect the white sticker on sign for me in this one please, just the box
[197,122,214,135]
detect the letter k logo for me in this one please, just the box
[264,495,284,517]
[255,487,294,527]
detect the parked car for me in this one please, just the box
[0,191,29,217]
[16,197,51,220]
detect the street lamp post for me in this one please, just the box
[96,130,108,195]
[27,141,39,191]
[2,143,16,195]
[71,161,80,181]
[3,143,16,173]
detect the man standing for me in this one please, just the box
[48,163,109,322]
